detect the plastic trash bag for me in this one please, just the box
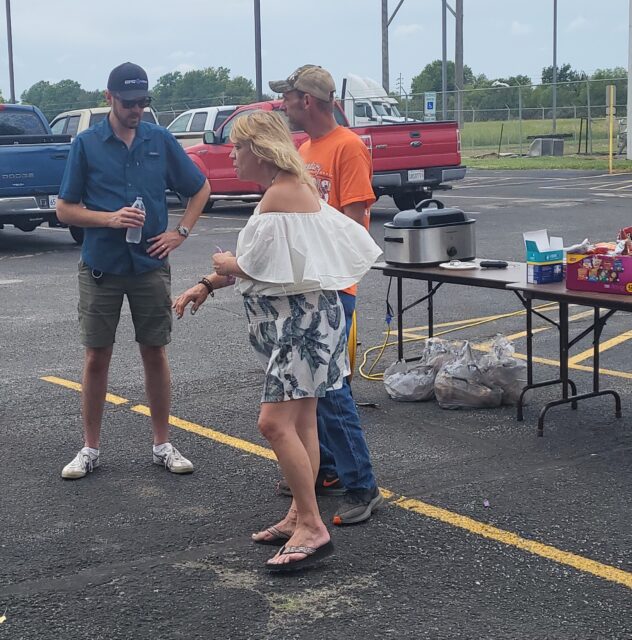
[479,335,527,406]
[434,342,503,410]
[383,360,436,401]
[423,337,463,372]
[383,338,462,402]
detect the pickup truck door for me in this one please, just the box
[195,109,263,195]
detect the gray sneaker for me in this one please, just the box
[332,485,384,525]
[152,444,194,474]
[61,448,99,479]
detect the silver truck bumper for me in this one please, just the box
[373,165,467,188]
[439,167,467,182]
[0,196,54,216]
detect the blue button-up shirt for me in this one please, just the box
[59,117,206,275]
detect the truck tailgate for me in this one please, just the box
[354,121,461,172]
[0,143,70,198]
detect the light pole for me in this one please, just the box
[254,0,262,101]
[442,2,462,122]
[442,0,447,120]
[552,0,557,133]
[627,0,632,159]
[5,0,15,103]
[381,0,405,93]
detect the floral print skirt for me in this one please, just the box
[244,290,350,403]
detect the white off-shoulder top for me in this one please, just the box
[234,200,382,296]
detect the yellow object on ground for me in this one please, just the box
[348,310,357,380]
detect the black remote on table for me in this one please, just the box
[479,260,509,269]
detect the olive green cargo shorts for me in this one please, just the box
[77,261,172,348]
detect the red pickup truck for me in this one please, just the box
[184,100,465,211]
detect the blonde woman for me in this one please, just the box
[173,111,381,573]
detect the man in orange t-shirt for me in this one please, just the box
[269,65,383,526]
[300,127,375,298]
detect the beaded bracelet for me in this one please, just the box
[198,277,214,297]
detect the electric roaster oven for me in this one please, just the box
[383,199,476,266]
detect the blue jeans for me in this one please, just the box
[317,291,377,492]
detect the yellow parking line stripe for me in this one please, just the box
[401,303,558,334]
[569,329,632,365]
[475,326,549,346]
[130,404,277,461]
[474,347,632,380]
[42,375,632,590]
[400,307,590,340]
[391,495,632,590]
[41,375,128,405]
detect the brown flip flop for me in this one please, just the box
[252,525,292,547]
[266,540,335,573]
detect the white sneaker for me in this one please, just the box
[61,447,99,479]
[152,444,194,474]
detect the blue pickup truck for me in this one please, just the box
[0,103,82,243]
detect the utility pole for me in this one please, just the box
[382,0,389,92]
[254,0,262,101]
[5,0,15,103]
[381,0,406,94]
[442,0,447,120]
[627,0,632,159]
[552,0,557,133]
[455,0,463,126]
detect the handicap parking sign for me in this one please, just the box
[424,91,437,121]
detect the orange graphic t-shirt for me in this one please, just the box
[299,126,375,296]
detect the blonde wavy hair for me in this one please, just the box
[229,111,317,192]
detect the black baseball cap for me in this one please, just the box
[107,62,149,99]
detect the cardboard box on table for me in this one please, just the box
[523,230,564,284]
[566,253,632,295]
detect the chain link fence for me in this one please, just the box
[393,77,628,158]
[35,77,629,157]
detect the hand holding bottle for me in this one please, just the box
[126,196,145,244]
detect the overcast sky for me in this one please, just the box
[0,0,629,102]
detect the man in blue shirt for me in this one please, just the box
[57,62,210,480]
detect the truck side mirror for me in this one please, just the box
[203,130,216,144]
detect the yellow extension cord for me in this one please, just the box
[347,310,357,382]
[357,302,558,382]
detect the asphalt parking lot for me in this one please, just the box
[2,170,632,639]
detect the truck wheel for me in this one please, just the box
[203,200,214,213]
[393,193,427,211]
[69,226,84,245]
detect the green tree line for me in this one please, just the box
[409,61,627,121]
[19,67,258,121]
[16,61,627,123]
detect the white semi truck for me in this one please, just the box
[341,74,415,126]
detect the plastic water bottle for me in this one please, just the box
[126,196,145,244]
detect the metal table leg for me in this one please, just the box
[397,276,403,362]
[516,293,577,423]
[537,304,622,436]
[428,280,434,338]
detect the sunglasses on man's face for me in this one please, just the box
[116,95,152,109]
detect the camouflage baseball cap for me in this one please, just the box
[269,65,336,102]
